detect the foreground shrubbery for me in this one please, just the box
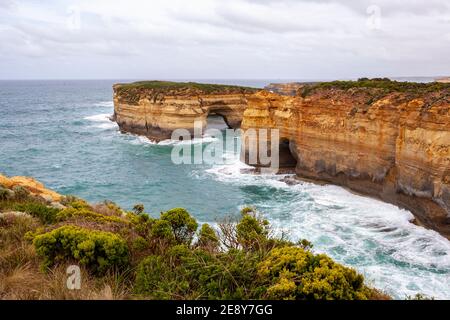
[0,181,389,300]
[33,225,129,273]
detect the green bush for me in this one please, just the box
[127,212,155,237]
[236,210,270,250]
[134,245,266,299]
[132,236,150,251]
[33,225,129,273]
[56,207,127,224]
[13,202,60,224]
[197,224,219,249]
[61,196,91,210]
[159,208,198,245]
[12,186,30,201]
[258,246,369,300]
[151,219,175,243]
[0,187,12,201]
[132,204,145,215]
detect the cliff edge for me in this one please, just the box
[113,81,258,141]
[241,79,450,237]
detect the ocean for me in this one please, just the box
[0,79,449,299]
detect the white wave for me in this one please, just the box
[84,113,112,122]
[131,136,158,145]
[84,113,117,130]
[203,149,450,299]
[94,101,114,107]
[127,135,220,147]
[159,136,219,146]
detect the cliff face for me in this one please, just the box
[241,82,450,237]
[113,81,258,141]
[264,82,307,96]
[0,173,61,202]
[112,80,450,237]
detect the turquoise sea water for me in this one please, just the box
[0,79,449,299]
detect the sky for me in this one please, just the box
[0,0,449,80]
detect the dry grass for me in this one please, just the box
[0,211,133,300]
[0,263,133,300]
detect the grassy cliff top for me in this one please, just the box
[300,78,450,98]
[114,80,259,94]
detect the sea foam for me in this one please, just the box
[202,148,450,299]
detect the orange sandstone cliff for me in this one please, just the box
[0,173,61,203]
[113,81,258,141]
[112,79,450,237]
[241,81,450,237]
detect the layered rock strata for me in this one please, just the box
[113,81,258,141]
[241,81,450,237]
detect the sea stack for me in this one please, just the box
[113,81,258,141]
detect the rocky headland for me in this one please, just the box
[114,79,450,238]
[436,77,450,84]
[242,79,450,237]
[113,81,258,141]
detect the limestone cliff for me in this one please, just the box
[241,80,450,237]
[113,81,258,141]
[264,82,307,96]
[0,173,61,202]
[436,77,450,83]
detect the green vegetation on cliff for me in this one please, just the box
[0,179,388,300]
[300,78,450,98]
[114,80,258,95]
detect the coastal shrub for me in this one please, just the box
[236,210,270,250]
[91,200,124,217]
[32,225,129,273]
[134,245,266,299]
[127,212,155,237]
[13,202,60,224]
[132,204,145,215]
[132,236,149,252]
[159,208,198,245]
[298,239,314,250]
[197,223,219,250]
[300,254,367,300]
[0,187,11,201]
[134,254,176,299]
[61,196,91,210]
[258,247,369,300]
[151,219,175,243]
[12,186,30,201]
[56,207,127,225]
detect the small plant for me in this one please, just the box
[132,204,145,215]
[151,219,175,242]
[56,207,127,225]
[197,223,219,250]
[159,208,198,245]
[12,186,30,201]
[0,187,12,201]
[61,196,91,210]
[298,239,314,250]
[236,209,270,251]
[13,202,60,224]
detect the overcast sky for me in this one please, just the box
[0,0,449,80]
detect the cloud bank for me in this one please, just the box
[0,0,449,79]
